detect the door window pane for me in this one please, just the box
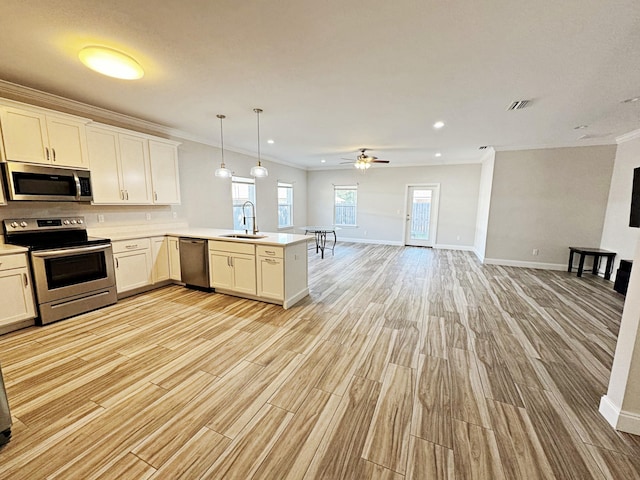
[410,189,432,240]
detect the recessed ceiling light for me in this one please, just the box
[574,125,588,130]
[78,46,144,80]
[622,97,640,104]
[320,159,326,163]
[267,139,275,144]
[435,152,442,157]
[433,121,445,129]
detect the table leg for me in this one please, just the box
[568,250,574,273]
[605,256,614,280]
[577,253,586,277]
[319,231,327,259]
[592,255,600,275]
[331,230,336,256]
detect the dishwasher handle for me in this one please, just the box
[180,238,206,245]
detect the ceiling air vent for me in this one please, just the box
[479,145,488,150]
[507,100,531,111]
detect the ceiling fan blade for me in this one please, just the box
[340,157,356,161]
[371,160,390,163]
[339,161,355,164]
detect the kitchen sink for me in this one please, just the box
[219,233,268,239]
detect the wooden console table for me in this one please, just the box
[568,246,616,280]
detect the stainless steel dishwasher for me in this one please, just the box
[0,362,12,447]
[179,238,210,290]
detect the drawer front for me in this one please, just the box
[209,240,255,255]
[257,245,283,258]
[112,237,151,254]
[0,253,28,271]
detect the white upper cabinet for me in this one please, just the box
[149,139,180,204]
[87,123,180,205]
[0,102,89,168]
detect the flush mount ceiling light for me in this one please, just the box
[78,46,144,80]
[214,114,232,179]
[433,121,445,129]
[250,108,268,178]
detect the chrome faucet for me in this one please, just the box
[242,201,258,235]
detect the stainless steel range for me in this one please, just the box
[3,216,117,325]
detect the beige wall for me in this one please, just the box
[307,164,481,246]
[177,140,307,232]
[600,134,640,276]
[485,146,616,268]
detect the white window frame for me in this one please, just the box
[232,176,256,231]
[334,184,358,227]
[277,181,294,229]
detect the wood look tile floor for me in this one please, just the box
[0,244,639,479]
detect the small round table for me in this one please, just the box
[301,226,340,259]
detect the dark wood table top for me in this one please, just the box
[568,247,616,255]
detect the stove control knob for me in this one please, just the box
[10,222,18,228]
[63,220,71,225]
[77,219,84,224]
[20,222,28,228]
[70,219,77,224]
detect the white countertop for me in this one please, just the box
[0,244,29,255]
[167,228,311,247]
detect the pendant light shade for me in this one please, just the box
[250,108,268,178]
[214,114,232,178]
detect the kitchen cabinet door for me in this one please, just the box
[119,134,153,204]
[45,116,89,168]
[209,251,234,290]
[151,237,170,284]
[0,106,49,164]
[86,126,125,203]
[114,250,152,293]
[0,266,36,327]
[232,253,257,295]
[257,256,284,300]
[168,237,181,281]
[149,140,181,204]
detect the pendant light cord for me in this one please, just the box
[217,114,226,167]
[254,108,262,166]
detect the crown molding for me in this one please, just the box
[616,128,640,144]
[0,79,304,171]
[494,138,616,152]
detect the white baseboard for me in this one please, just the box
[483,258,566,270]
[473,248,486,263]
[340,238,403,246]
[434,244,475,251]
[599,395,640,435]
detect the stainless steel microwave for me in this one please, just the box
[2,162,92,202]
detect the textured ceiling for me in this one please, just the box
[1,0,639,169]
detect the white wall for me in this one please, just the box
[176,140,307,232]
[473,149,496,262]
[600,132,640,277]
[485,145,616,268]
[307,164,481,247]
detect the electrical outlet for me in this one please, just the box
[172,212,178,219]
[145,213,151,221]
[363,230,367,236]
[532,248,539,256]
[456,235,460,241]
[97,214,105,223]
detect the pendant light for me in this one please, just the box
[250,108,268,178]
[214,114,232,178]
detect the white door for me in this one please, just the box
[405,185,439,247]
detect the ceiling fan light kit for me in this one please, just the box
[341,148,391,170]
[214,114,233,178]
[250,108,268,178]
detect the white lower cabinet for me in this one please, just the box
[168,236,181,281]
[208,241,256,295]
[0,254,36,334]
[257,246,284,300]
[151,236,170,284]
[113,239,152,294]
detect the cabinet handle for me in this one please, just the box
[23,273,28,286]
[154,191,158,201]
[52,148,56,162]
[120,190,124,200]
[265,258,277,264]
[125,244,138,249]
[45,147,50,161]
[265,250,276,255]
[115,258,119,268]
[175,242,179,250]
[125,190,129,200]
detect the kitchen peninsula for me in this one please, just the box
[91,225,311,309]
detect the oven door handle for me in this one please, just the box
[31,244,111,258]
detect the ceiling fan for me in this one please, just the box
[340,148,390,169]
